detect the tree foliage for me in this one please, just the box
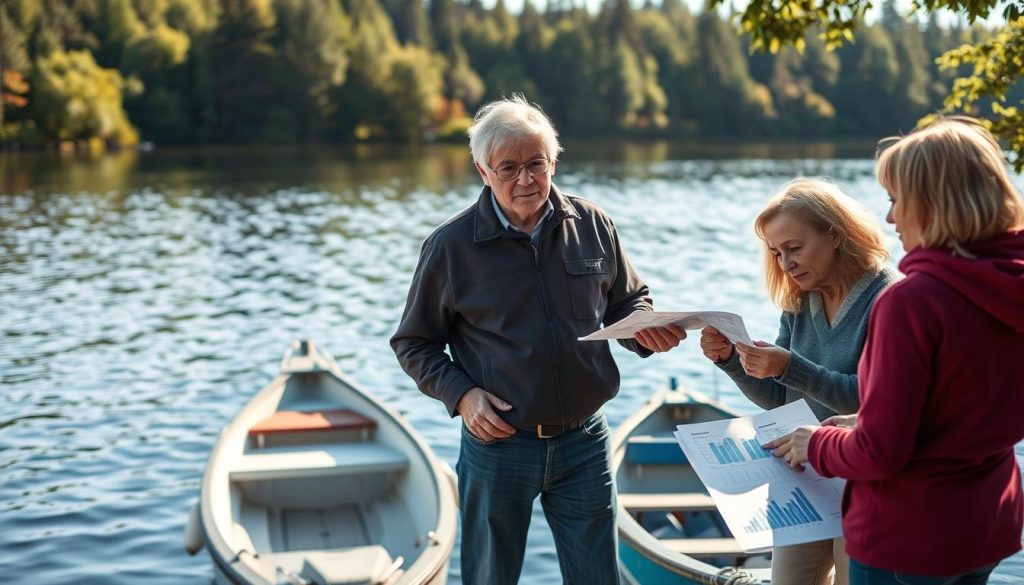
[712,0,1024,168]
[0,0,1019,153]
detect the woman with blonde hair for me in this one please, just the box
[699,177,900,584]
[767,116,1024,584]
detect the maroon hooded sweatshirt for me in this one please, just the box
[808,230,1024,576]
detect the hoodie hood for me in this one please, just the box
[899,230,1024,332]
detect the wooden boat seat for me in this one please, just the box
[300,545,399,585]
[230,443,408,481]
[258,546,399,585]
[618,493,717,512]
[625,435,687,465]
[249,408,376,437]
[662,537,746,557]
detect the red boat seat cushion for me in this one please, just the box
[249,408,376,436]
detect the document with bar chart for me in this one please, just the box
[673,400,845,552]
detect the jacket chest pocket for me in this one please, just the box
[564,258,609,321]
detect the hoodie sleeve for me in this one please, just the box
[809,285,936,480]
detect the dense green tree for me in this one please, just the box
[428,0,457,55]
[164,0,219,35]
[382,0,432,46]
[272,0,350,141]
[30,49,137,142]
[827,24,900,134]
[206,0,277,141]
[516,0,553,73]
[689,11,773,134]
[334,0,402,138]
[381,45,443,137]
[534,17,602,131]
[93,0,146,67]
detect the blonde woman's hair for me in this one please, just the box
[876,115,1024,256]
[755,178,890,312]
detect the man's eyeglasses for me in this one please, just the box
[488,158,550,182]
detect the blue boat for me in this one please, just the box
[613,385,772,585]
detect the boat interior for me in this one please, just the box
[216,372,439,585]
[616,396,771,571]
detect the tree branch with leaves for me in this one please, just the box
[716,0,1024,169]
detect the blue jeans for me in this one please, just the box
[849,558,999,585]
[456,411,619,585]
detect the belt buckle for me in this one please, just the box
[536,424,556,439]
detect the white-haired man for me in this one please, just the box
[391,95,685,584]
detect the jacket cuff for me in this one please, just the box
[619,337,654,358]
[439,375,479,418]
[778,350,815,390]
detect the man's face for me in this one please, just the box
[475,137,556,228]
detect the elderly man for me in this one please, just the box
[390,95,685,585]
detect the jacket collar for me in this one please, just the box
[473,184,580,243]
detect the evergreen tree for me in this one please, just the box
[382,0,432,47]
[690,11,773,134]
[382,45,443,137]
[829,24,900,134]
[93,0,145,67]
[206,0,277,141]
[273,0,351,141]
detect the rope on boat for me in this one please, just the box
[715,566,765,584]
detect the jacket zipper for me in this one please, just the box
[531,242,566,426]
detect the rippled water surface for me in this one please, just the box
[2,142,1022,584]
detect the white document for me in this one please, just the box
[578,310,753,345]
[673,400,845,553]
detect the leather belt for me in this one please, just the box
[518,420,585,439]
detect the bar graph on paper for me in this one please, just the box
[743,486,823,533]
[701,436,773,465]
[674,400,846,552]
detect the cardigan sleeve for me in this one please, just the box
[717,312,792,411]
[777,350,860,414]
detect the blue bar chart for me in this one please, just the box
[706,437,771,464]
[743,487,824,534]
[675,401,845,551]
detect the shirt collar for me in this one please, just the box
[490,192,554,238]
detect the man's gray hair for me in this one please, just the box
[468,94,562,166]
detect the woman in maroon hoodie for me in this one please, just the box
[765,116,1024,584]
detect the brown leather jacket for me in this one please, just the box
[390,185,653,427]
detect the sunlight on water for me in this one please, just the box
[1,143,1021,584]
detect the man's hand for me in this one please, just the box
[735,340,791,379]
[762,425,819,471]
[456,387,515,442]
[634,324,687,353]
[699,326,734,363]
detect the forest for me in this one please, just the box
[0,0,1017,147]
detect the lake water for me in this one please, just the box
[1,142,1022,584]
